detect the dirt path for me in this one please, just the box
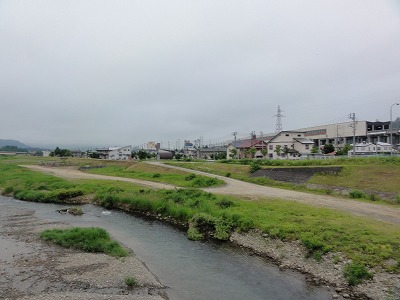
[23,164,400,225]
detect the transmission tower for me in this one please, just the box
[274,105,285,133]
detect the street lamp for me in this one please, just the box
[390,103,400,155]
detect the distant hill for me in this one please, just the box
[0,139,31,149]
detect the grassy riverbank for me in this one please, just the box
[166,157,400,201]
[0,156,399,285]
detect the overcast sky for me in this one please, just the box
[1,1,400,149]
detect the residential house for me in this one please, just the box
[227,139,268,159]
[96,145,131,160]
[267,131,314,159]
[183,140,197,158]
[196,146,227,160]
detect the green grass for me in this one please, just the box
[309,165,400,194]
[40,227,129,257]
[167,159,400,201]
[1,156,400,277]
[86,162,224,188]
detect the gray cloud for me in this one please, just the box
[1,0,400,148]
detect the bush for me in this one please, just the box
[216,198,235,209]
[249,161,261,173]
[152,173,161,178]
[368,194,379,201]
[185,173,197,181]
[349,189,365,199]
[343,262,373,286]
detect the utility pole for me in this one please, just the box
[233,131,237,159]
[390,103,400,156]
[349,113,356,156]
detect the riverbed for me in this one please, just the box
[0,195,333,299]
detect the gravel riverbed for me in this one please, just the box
[0,204,167,300]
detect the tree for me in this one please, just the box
[336,144,352,156]
[50,147,72,157]
[229,148,237,159]
[274,145,282,157]
[137,150,149,160]
[174,153,183,160]
[311,146,319,154]
[283,146,290,158]
[250,148,257,158]
[261,149,267,157]
[322,144,335,154]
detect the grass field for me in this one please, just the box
[1,156,399,281]
[86,162,224,188]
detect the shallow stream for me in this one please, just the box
[0,196,331,299]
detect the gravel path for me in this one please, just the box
[22,164,400,225]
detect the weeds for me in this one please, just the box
[125,276,137,288]
[343,262,373,286]
[40,227,129,257]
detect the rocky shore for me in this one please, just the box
[0,204,168,300]
[1,197,399,300]
[230,230,400,300]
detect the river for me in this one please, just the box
[0,196,331,299]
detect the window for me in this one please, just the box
[305,145,309,150]
[269,145,273,150]
[285,134,289,136]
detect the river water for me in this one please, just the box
[0,196,331,300]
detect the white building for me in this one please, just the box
[267,131,314,159]
[351,142,396,155]
[96,145,131,160]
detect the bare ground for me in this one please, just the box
[0,204,167,300]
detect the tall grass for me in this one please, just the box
[40,227,129,257]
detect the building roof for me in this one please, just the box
[293,138,314,144]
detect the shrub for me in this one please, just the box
[368,194,379,201]
[185,173,197,181]
[249,161,261,173]
[349,189,365,199]
[152,173,161,178]
[343,262,373,286]
[216,198,235,209]
[225,172,231,177]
